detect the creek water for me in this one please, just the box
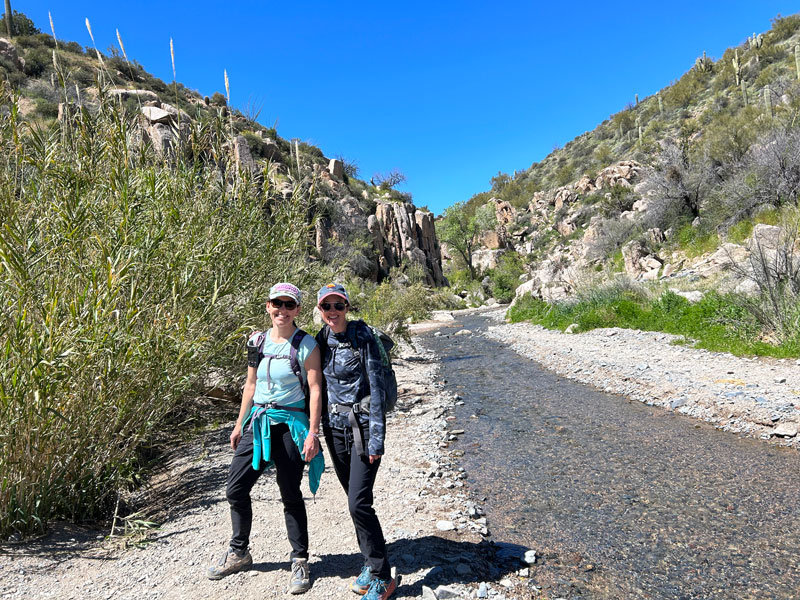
[421,312,800,600]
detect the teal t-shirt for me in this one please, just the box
[253,328,317,409]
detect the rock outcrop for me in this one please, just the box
[0,38,23,70]
[369,202,446,286]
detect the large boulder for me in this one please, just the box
[593,160,642,190]
[110,88,160,103]
[233,135,258,175]
[748,224,783,251]
[493,199,516,225]
[481,230,504,250]
[622,240,662,278]
[0,38,23,70]
[140,106,173,124]
[328,159,344,179]
[144,122,176,157]
[472,249,506,271]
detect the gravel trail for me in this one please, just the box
[0,339,527,600]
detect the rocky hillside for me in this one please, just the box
[0,14,445,286]
[450,13,800,305]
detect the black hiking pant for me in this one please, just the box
[324,425,391,580]
[226,422,308,559]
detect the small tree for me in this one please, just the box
[371,169,406,190]
[437,201,484,279]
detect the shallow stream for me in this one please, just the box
[421,311,800,599]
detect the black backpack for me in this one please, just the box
[321,321,398,413]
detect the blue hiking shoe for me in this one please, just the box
[363,576,397,600]
[351,565,372,595]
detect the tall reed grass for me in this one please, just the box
[0,69,317,537]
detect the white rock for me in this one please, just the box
[772,422,798,437]
[435,520,456,531]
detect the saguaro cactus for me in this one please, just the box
[741,79,748,106]
[635,93,639,106]
[657,92,664,114]
[3,0,12,37]
[695,50,713,73]
[764,85,772,118]
[731,49,742,86]
[795,45,800,81]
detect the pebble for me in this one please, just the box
[436,520,456,531]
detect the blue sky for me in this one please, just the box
[18,1,800,215]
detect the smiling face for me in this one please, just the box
[267,296,301,329]
[318,294,349,333]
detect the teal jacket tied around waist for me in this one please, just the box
[243,404,324,495]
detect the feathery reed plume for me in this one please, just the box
[116,29,127,62]
[224,68,230,104]
[115,28,138,97]
[170,37,176,81]
[85,17,105,67]
[48,11,58,48]
[224,68,233,141]
[170,37,179,110]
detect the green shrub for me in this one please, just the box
[63,41,83,55]
[0,83,319,538]
[509,287,796,357]
[485,253,524,303]
[726,219,754,244]
[676,223,720,257]
[33,97,58,119]
[22,46,52,77]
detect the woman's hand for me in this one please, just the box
[368,454,382,464]
[303,433,319,462]
[230,424,242,450]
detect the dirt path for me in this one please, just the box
[0,336,527,600]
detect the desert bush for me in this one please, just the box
[640,141,718,222]
[344,273,432,336]
[584,216,641,260]
[0,80,319,538]
[730,210,800,346]
[598,183,638,216]
[32,97,57,118]
[508,285,788,357]
[485,252,525,303]
[22,46,52,78]
[63,41,83,55]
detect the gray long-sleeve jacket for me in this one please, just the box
[315,320,387,456]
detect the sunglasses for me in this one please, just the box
[319,301,347,312]
[269,298,298,310]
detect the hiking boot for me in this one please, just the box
[206,547,252,580]
[363,576,397,600]
[351,565,372,595]
[288,557,311,594]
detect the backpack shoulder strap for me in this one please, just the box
[289,329,308,388]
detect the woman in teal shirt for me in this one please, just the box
[207,282,323,595]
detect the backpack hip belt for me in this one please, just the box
[329,399,370,456]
